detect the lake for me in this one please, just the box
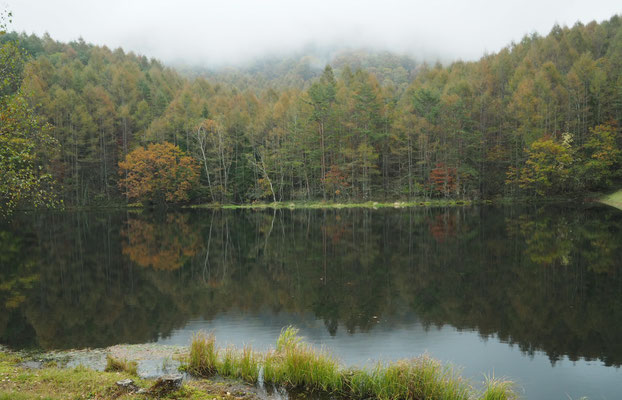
[1,205,621,399]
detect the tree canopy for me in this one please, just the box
[0,12,58,216]
[118,142,199,205]
[2,14,622,209]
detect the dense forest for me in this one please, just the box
[2,14,622,209]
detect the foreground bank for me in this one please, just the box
[0,328,518,400]
[0,349,264,400]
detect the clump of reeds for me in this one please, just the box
[218,345,261,383]
[183,326,519,400]
[366,357,472,400]
[263,327,342,392]
[104,354,138,376]
[186,331,260,382]
[480,375,518,400]
[187,332,218,376]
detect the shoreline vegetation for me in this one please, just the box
[599,189,622,210]
[36,198,482,212]
[183,327,517,400]
[0,327,518,400]
[191,199,478,209]
[10,192,617,215]
[32,196,589,213]
[0,350,215,399]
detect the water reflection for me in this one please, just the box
[0,206,621,369]
[122,213,201,270]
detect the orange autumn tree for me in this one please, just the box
[118,142,199,205]
[429,163,457,197]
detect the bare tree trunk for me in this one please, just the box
[257,152,276,203]
[195,125,215,202]
[319,121,326,200]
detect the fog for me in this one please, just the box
[6,0,622,67]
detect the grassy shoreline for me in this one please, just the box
[184,327,518,400]
[599,189,622,210]
[0,328,518,399]
[14,196,599,213]
[10,199,480,214]
[189,199,481,210]
[0,349,260,399]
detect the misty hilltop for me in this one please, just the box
[175,48,420,90]
[5,0,622,67]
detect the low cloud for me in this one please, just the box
[6,0,622,66]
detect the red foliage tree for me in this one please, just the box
[429,163,457,197]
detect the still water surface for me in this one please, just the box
[1,205,621,399]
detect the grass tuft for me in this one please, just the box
[276,326,302,352]
[187,332,218,376]
[104,354,138,376]
[480,375,518,400]
[367,357,472,400]
[269,340,342,391]
[238,345,260,382]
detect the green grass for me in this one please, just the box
[187,332,219,376]
[0,361,147,399]
[600,189,622,210]
[104,354,138,376]
[0,351,238,399]
[0,331,518,400]
[188,199,475,210]
[371,357,472,400]
[264,328,343,391]
[480,376,518,400]
[0,393,45,400]
[184,326,519,400]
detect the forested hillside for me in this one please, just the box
[2,14,622,207]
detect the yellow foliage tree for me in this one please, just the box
[118,142,199,204]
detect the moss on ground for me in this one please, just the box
[0,351,251,400]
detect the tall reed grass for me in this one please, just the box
[480,375,518,400]
[184,326,518,400]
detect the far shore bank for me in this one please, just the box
[599,189,622,210]
[10,195,608,214]
[187,199,480,210]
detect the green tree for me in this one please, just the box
[0,11,58,216]
[577,123,621,189]
[308,65,336,200]
[509,134,575,196]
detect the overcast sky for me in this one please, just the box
[5,0,622,67]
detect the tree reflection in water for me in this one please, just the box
[0,205,621,367]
